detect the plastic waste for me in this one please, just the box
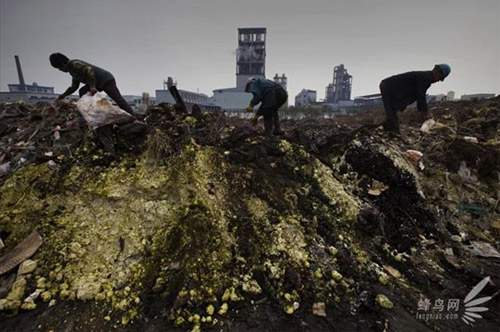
[0,162,10,176]
[458,161,477,184]
[76,93,134,130]
[463,136,479,143]
[312,302,326,317]
[465,241,500,258]
[420,119,436,133]
[53,125,61,141]
[24,290,40,303]
[405,150,425,170]
[48,160,60,171]
[458,203,485,217]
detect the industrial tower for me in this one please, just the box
[236,27,266,90]
[274,73,288,106]
[273,73,287,91]
[325,64,352,103]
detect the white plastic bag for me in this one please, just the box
[76,93,134,130]
[420,119,436,133]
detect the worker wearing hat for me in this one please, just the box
[379,64,451,134]
[245,77,288,137]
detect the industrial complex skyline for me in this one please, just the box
[1,0,499,100]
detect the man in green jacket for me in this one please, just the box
[245,77,288,137]
[49,52,135,115]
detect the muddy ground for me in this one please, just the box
[0,98,499,332]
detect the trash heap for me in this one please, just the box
[0,97,499,332]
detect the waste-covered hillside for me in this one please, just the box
[0,97,499,332]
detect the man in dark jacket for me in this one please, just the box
[379,64,451,133]
[245,77,288,137]
[49,52,135,116]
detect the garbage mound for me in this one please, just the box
[0,98,499,332]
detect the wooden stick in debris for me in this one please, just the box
[0,231,43,275]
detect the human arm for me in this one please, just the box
[416,86,428,113]
[57,79,79,100]
[249,83,262,107]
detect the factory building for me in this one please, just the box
[156,76,219,112]
[0,56,59,103]
[123,93,156,114]
[213,28,268,111]
[295,89,317,107]
[325,64,352,104]
[460,93,495,101]
[156,77,210,104]
[235,27,267,90]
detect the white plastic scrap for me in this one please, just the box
[463,136,479,143]
[458,161,477,184]
[24,290,40,303]
[0,162,10,176]
[53,125,61,141]
[76,93,134,130]
[48,160,60,171]
[420,119,436,133]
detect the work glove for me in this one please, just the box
[251,114,259,127]
[246,104,254,113]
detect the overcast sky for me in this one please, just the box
[1,0,499,100]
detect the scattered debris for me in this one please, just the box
[383,265,402,279]
[47,160,60,171]
[0,231,43,276]
[458,161,478,184]
[465,241,500,259]
[17,259,37,275]
[312,302,326,317]
[23,290,40,303]
[0,277,26,311]
[420,119,436,133]
[444,248,461,269]
[376,294,394,309]
[405,149,425,170]
[463,136,479,143]
[0,163,10,177]
[0,97,498,331]
[458,203,486,217]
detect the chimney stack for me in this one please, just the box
[15,55,26,89]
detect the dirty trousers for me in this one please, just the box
[379,82,399,133]
[257,107,281,136]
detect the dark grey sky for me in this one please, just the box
[1,0,499,99]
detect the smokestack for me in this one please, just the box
[15,55,26,89]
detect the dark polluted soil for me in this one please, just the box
[1,97,499,332]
